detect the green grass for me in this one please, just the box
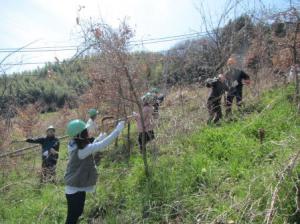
[1,86,300,223]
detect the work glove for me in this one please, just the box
[43,151,49,157]
[116,121,125,132]
[49,148,58,155]
[94,132,107,143]
[232,80,239,87]
[132,112,138,116]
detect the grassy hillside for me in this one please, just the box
[1,86,300,224]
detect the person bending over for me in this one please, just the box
[206,74,229,124]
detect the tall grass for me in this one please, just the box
[1,85,300,223]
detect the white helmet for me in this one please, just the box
[46,125,55,132]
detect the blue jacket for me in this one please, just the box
[26,136,59,165]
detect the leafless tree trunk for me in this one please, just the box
[78,19,151,177]
[292,20,300,112]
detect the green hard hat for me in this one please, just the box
[88,108,99,117]
[67,119,87,137]
[150,87,159,94]
[141,92,153,103]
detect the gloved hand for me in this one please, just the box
[99,132,107,139]
[232,80,239,87]
[94,132,107,142]
[116,121,125,132]
[132,112,138,116]
[43,151,49,157]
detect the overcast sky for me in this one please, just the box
[0,0,288,73]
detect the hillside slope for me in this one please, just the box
[1,86,300,224]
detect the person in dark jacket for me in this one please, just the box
[26,125,60,183]
[225,57,251,116]
[206,74,229,124]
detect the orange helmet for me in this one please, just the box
[227,57,237,66]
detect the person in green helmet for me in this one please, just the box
[86,108,99,137]
[133,93,157,152]
[64,119,125,224]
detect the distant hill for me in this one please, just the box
[0,14,295,115]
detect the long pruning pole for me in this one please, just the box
[0,115,134,159]
[0,135,69,159]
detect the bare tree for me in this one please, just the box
[78,19,151,176]
[196,0,254,74]
[0,40,40,152]
[270,6,300,110]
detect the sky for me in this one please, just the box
[0,0,289,73]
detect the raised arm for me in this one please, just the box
[78,121,125,159]
[26,137,45,144]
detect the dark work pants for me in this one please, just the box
[41,159,56,183]
[226,87,243,115]
[138,130,155,151]
[65,191,86,224]
[153,103,159,113]
[207,100,222,124]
